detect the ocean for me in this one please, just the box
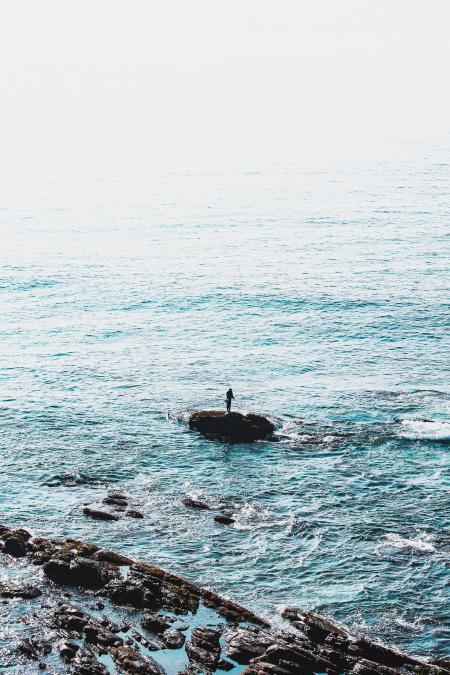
[0,128,449,662]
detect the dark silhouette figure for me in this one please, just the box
[226,388,235,413]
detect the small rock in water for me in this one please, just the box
[103,496,129,508]
[83,506,119,521]
[126,509,144,519]
[214,515,235,525]
[182,497,210,510]
[108,491,128,500]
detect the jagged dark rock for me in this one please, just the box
[111,645,167,674]
[141,611,174,633]
[186,626,221,670]
[282,607,348,643]
[224,625,274,663]
[351,659,401,675]
[27,537,58,565]
[58,640,79,662]
[105,578,147,607]
[0,581,42,599]
[84,624,123,648]
[53,605,92,632]
[3,534,28,557]
[108,491,128,501]
[92,548,134,565]
[71,648,108,675]
[85,494,145,522]
[57,540,100,561]
[44,556,115,589]
[189,410,275,441]
[160,627,186,649]
[17,638,51,660]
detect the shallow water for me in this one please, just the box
[0,139,449,661]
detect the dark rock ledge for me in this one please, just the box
[189,411,275,442]
[0,524,447,675]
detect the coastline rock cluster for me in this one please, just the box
[0,524,448,674]
[188,411,275,442]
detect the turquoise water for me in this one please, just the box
[0,138,449,660]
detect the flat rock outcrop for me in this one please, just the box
[189,410,275,441]
[0,523,446,674]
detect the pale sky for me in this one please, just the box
[1,0,449,176]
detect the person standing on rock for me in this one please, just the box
[226,388,235,413]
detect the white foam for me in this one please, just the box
[398,419,450,441]
[383,533,436,553]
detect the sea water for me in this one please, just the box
[0,128,449,660]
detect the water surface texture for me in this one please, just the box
[1,140,449,659]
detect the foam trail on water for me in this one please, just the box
[398,420,450,441]
[383,533,436,553]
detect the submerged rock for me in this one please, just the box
[182,497,210,510]
[189,410,275,441]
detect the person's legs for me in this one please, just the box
[226,400,231,413]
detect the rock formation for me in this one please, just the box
[0,524,447,674]
[189,410,275,441]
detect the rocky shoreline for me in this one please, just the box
[0,523,448,675]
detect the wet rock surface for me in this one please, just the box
[0,523,446,674]
[83,491,145,523]
[189,410,275,441]
[181,497,210,510]
[214,515,235,525]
